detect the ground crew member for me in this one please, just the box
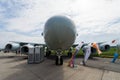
[81,42,102,66]
[68,42,84,67]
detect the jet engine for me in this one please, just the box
[21,44,34,54]
[5,43,20,51]
[99,44,110,51]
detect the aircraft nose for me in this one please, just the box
[44,16,76,37]
[44,16,77,50]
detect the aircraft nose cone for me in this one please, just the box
[44,16,76,50]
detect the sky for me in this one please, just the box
[0,0,120,48]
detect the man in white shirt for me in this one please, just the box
[81,43,102,66]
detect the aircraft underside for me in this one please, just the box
[46,49,72,65]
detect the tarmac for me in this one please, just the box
[0,52,120,80]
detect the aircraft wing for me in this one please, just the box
[9,41,46,46]
[97,42,107,45]
[72,44,78,48]
[5,41,47,53]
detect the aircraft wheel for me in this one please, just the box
[55,56,63,65]
[46,51,51,57]
[55,56,59,65]
[60,56,63,65]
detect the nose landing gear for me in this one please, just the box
[55,50,63,65]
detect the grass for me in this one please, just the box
[65,47,120,58]
[99,47,120,58]
[51,47,120,58]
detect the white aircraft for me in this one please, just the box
[4,15,110,65]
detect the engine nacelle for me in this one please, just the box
[5,43,20,51]
[99,44,110,51]
[21,44,34,54]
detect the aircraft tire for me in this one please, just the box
[60,56,63,65]
[55,56,63,65]
[46,51,51,57]
[55,56,59,65]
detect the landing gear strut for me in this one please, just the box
[55,51,63,65]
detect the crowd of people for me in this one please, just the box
[68,42,102,67]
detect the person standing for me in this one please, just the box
[68,42,84,67]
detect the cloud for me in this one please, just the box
[0,30,44,48]
[0,0,120,48]
[0,0,29,19]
